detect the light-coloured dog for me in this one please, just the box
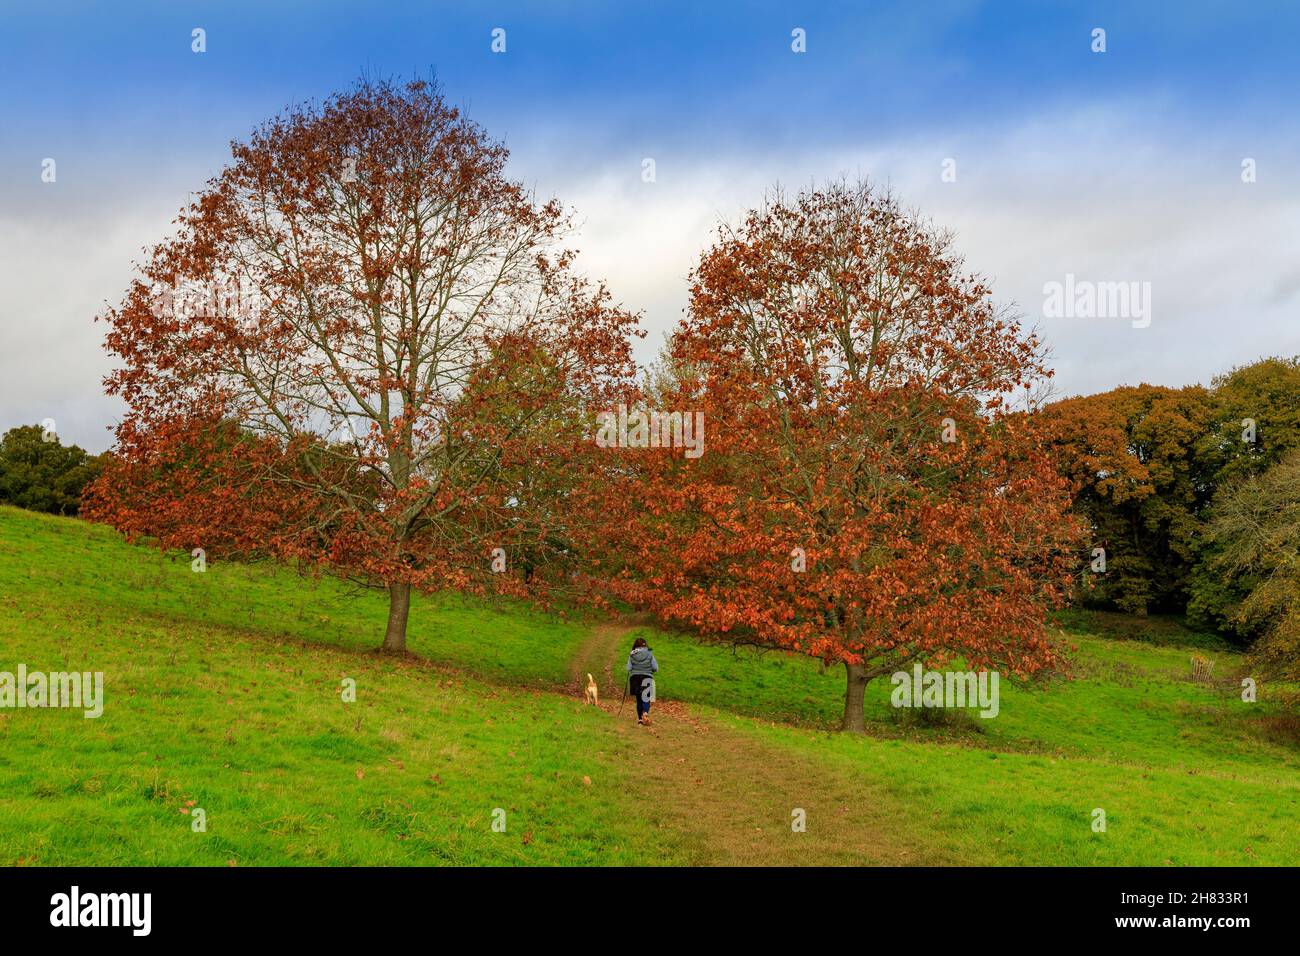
[584,673,599,706]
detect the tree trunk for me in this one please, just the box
[382,581,411,652]
[841,661,868,732]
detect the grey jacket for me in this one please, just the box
[626,646,659,677]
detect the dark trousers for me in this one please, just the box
[630,674,654,718]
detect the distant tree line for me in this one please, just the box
[1038,356,1300,676]
[0,425,105,517]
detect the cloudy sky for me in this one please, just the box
[2,1,1299,452]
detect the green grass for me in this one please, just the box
[0,506,684,864]
[620,626,841,726]
[617,624,1300,777]
[0,508,589,685]
[1051,607,1229,650]
[729,713,1299,865]
[2,504,1298,865]
[598,617,1300,864]
[0,612,672,864]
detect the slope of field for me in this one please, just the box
[615,624,1297,779]
[0,509,668,864]
[1,505,1297,865]
[590,623,1300,864]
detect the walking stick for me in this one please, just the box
[618,678,629,716]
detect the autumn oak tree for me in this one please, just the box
[595,181,1084,731]
[88,79,638,651]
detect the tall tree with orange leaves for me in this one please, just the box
[87,78,639,651]
[596,181,1084,731]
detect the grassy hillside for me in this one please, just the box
[617,624,1295,778]
[0,508,676,864]
[1,505,1297,865]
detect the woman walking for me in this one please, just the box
[626,637,658,725]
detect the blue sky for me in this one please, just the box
[4,2,1298,143]
[3,1,1300,450]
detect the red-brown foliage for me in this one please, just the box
[587,181,1085,729]
[86,78,640,650]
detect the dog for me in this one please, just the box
[584,673,599,706]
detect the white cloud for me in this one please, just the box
[537,100,1300,397]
